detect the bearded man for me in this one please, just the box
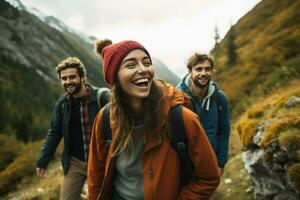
[36,57,101,199]
[176,53,230,175]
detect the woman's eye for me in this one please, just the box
[126,63,135,68]
[143,59,151,67]
[143,62,151,66]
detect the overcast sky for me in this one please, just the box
[20,0,260,77]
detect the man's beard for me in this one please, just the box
[192,77,210,88]
[64,82,82,96]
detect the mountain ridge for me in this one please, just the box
[211,0,300,117]
[0,0,179,143]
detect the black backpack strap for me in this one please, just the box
[101,103,112,149]
[212,84,223,113]
[169,105,196,186]
[97,87,111,108]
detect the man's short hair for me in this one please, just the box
[186,53,214,70]
[55,57,86,79]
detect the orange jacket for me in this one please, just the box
[88,80,220,200]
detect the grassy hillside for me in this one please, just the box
[2,0,300,198]
[0,133,63,198]
[0,0,105,142]
[237,80,300,150]
[210,0,300,199]
[0,57,60,142]
[212,0,300,118]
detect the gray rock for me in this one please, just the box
[241,99,299,200]
[243,150,288,198]
[265,142,279,154]
[252,119,275,146]
[273,150,288,164]
[273,191,299,200]
[284,96,300,108]
[273,163,284,172]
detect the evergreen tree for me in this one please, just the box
[214,25,220,46]
[226,25,237,66]
[211,25,221,64]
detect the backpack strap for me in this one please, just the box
[101,103,112,149]
[97,87,111,108]
[216,92,223,112]
[169,105,196,185]
[211,84,223,113]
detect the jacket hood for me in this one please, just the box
[157,79,190,108]
[177,74,218,111]
[156,79,191,128]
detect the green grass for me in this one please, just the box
[211,153,254,200]
[0,134,24,171]
[0,140,63,197]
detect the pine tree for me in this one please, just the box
[214,25,220,46]
[226,25,237,66]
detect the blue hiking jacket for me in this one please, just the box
[176,75,230,168]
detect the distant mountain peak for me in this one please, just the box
[5,0,25,10]
[26,6,48,21]
[4,0,95,44]
[43,15,72,33]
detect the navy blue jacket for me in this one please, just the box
[176,75,230,168]
[36,85,100,174]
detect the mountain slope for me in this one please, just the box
[0,0,179,142]
[209,1,300,199]
[1,0,104,85]
[211,0,300,117]
[0,0,104,142]
[152,58,180,85]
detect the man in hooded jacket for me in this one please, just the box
[176,53,230,174]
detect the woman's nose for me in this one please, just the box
[137,63,147,73]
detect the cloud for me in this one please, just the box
[20,0,260,77]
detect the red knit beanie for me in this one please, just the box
[95,39,152,86]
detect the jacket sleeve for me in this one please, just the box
[178,107,220,200]
[216,93,230,168]
[36,100,63,169]
[88,109,107,200]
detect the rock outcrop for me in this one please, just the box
[238,95,300,200]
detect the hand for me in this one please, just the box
[36,167,46,178]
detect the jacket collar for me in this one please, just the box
[181,74,219,110]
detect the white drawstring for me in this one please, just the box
[206,97,210,110]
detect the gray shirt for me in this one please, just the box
[114,124,145,200]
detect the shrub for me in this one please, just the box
[246,104,264,119]
[0,141,43,195]
[236,118,258,148]
[0,134,24,171]
[287,163,300,192]
[279,131,300,151]
[273,96,289,109]
[260,114,300,148]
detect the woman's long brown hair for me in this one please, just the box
[110,81,168,158]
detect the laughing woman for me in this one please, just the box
[88,39,220,200]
